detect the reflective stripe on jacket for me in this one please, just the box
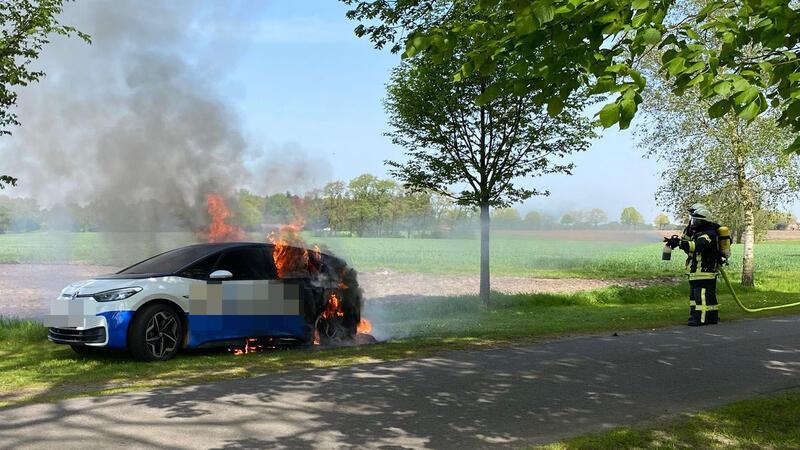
[679,224,720,279]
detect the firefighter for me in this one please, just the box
[666,203,721,326]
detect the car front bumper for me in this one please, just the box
[44,304,134,348]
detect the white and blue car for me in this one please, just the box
[45,242,361,361]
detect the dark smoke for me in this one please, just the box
[1,0,328,231]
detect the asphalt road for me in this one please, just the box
[2,316,800,449]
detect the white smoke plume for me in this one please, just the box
[1,0,328,229]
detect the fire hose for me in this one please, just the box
[719,265,800,313]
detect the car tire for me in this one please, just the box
[128,303,183,361]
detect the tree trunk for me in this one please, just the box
[734,151,755,287]
[479,203,490,306]
[741,205,755,287]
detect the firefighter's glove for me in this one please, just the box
[663,235,681,249]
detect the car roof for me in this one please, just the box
[178,242,272,250]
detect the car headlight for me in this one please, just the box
[91,287,143,302]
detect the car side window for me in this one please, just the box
[178,253,220,280]
[213,247,275,280]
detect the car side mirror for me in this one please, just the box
[209,270,233,280]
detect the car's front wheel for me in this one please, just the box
[128,304,183,361]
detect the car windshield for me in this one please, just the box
[119,246,222,275]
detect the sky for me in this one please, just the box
[6,0,798,224]
[222,2,670,222]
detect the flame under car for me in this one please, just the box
[45,242,363,361]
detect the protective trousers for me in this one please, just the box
[688,278,719,325]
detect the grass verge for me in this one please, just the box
[3,280,799,409]
[540,390,800,449]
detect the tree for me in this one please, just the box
[524,210,548,229]
[771,212,798,231]
[344,0,800,152]
[0,204,10,233]
[384,26,595,305]
[654,213,670,230]
[263,193,293,225]
[322,181,348,234]
[560,213,576,229]
[491,208,522,229]
[0,0,89,189]
[235,190,265,232]
[620,207,645,230]
[638,33,800,287]
[587,208,608,227]
[348,174,381,236]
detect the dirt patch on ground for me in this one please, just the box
[495,229,672,242]
[0,263,678,319]
[358,270,675,299]
[0,264,120,319]
[766,230,800,241]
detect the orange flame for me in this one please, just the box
[232,338,261,355]
[205,193,246,243]
[357,318,372,334]
[321,291,345,319]
[267,219,311,278]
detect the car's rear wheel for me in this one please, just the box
[315,289,358,346]
[129,304,183,361]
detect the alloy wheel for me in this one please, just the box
[145,311,179,358]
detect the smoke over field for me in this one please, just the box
[0,0,327,232]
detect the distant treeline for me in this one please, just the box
[1,174,796,237]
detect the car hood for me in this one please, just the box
[61,278,148,296]
[95,272,172,280]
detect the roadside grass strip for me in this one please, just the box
[3,280,799,408]
[540,390,800,449]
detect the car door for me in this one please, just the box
[186,245,303,347]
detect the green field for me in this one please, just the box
[1,231,799,284]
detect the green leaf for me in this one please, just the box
[712,80,732,96]
[547,97,564,116]
[640,28,662,45]
[708,99,730,118]
[620,97,637,123]
[665,57,686,76]
[632,0,650,9]
[685,28,700,40]
[462,60,475,77]
[786,136,800,154]
[533,3,555,25]
[734,86,759,106]
[597,11,620,24]
[737,99,760,121]
[758,61,774,74]
[685,73,705,88]
[598,102,620,127]
[631,12,650,28]
[630,70,646,89]
[476,83,502,105]
[593,75,615,93]
[515,14,536,35]
[606,64,627,73]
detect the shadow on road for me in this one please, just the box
[1,317,799,449]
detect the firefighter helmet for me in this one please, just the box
[688,203,714,222]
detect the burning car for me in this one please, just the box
[45,241,366,361]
